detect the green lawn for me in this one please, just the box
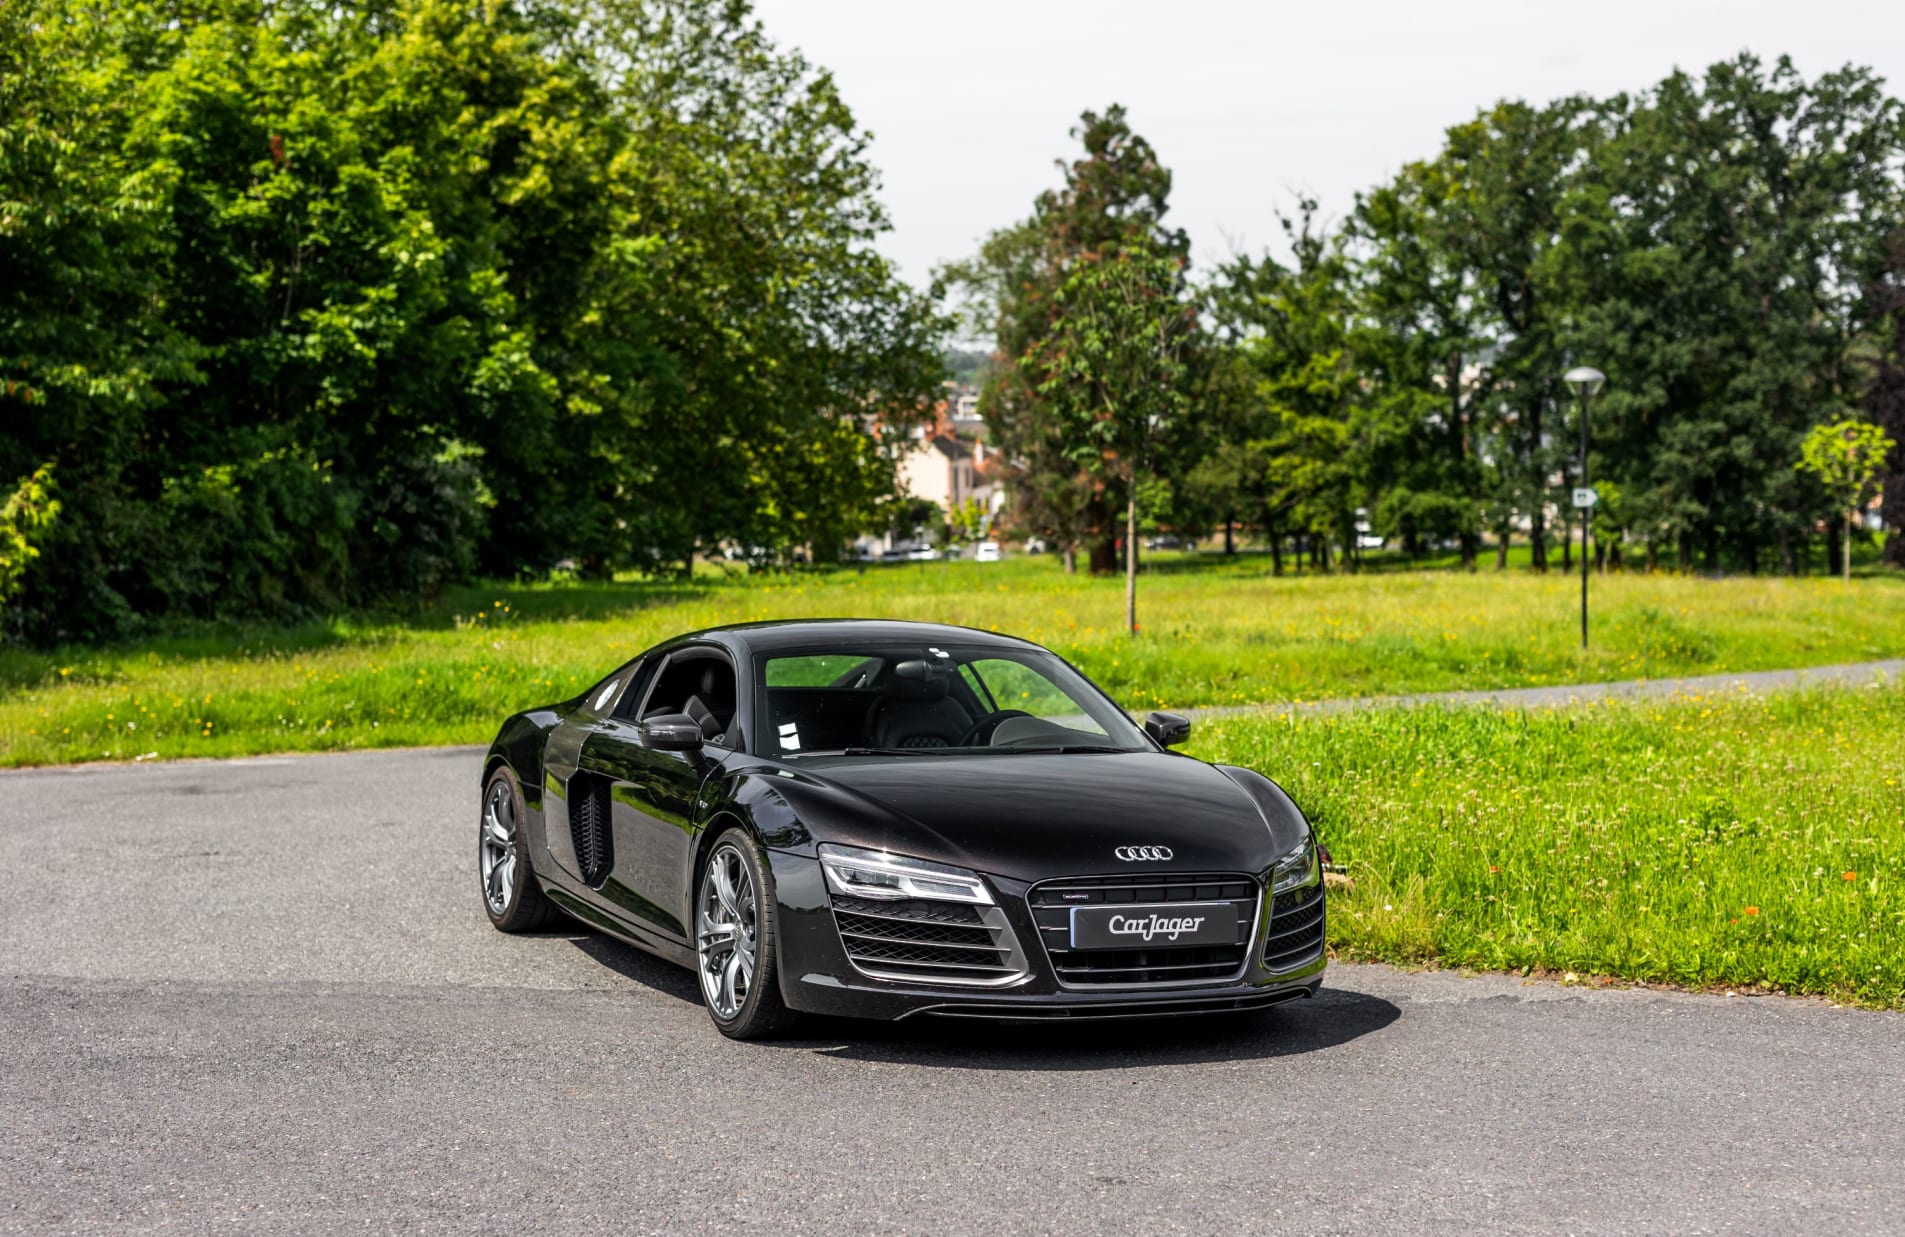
[3,552,1903,767]
[1191,683,1905,1007]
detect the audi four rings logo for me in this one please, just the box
[1114,845,1173,862]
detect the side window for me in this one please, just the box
[609,657,655,721]
[640,651,739,746]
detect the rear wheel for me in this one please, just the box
[481,767,554,932]
[696,829,796,1039]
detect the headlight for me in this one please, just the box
[818,843,995,905]
[1269,833,1319,895]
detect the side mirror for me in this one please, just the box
[1144,710,1192,748]
[639,713,705,752]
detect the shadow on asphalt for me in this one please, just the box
[563,932,703,1004]
[562,925,1400,1068]
[797,986,1401,1070]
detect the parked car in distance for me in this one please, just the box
[975,541,1001,562]
[1144,533,1192,551]
[478,619,1328,1039]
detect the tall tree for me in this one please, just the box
[1024,241,1193,632]
[944,105,1187,573]
[1560,56,1905,574]
[1862,228,1905,568]
[1208,204,1366,569]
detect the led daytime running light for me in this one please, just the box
[818,843,994,905]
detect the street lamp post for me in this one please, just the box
[1564,367,1605,649]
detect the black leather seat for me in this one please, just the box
[863,666,971,748]
[681,664,737,744]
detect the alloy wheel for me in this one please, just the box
[481,778,518,916]
[697,843,758,1020]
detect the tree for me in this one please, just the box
[1209,204,1366,570]
[1560,57,1904,575]
[2,0,944,641]
[0,467,60,611]
[1863,228,1905,569]
[1797,420,1896,581]
[1024,241,1192,632]
[943,105,1187,574]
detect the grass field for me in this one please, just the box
[2,553,1903,767]
[1192,683,1905,1007]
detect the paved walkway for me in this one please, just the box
[1182,657,1905,722]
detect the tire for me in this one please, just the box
[480,766,555,932]
[695,827,798,1040]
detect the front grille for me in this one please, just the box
[828,895,1029,986]
[1028,873,1259,988]
[1262,883,1326,972]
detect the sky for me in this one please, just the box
[748,0,1904,289]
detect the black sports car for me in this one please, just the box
[479,620,1326,1038]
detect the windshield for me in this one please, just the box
[756,642,1148,758]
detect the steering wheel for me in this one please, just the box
[956,709,1034,747]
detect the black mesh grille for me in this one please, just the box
[567,776,613,887]
[1028,873,1258,987]
[1263,883,1326,972]
[828,896,1023,982]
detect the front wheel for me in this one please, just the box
[480,767,554,932]
[696,829,797,1040]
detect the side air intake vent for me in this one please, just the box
[568,775,613,887]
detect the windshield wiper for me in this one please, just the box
[988,743,1132,755]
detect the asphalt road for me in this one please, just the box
[4,747,1903,1234]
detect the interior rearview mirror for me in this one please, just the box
[639,713,704,752]
[1144,710,1192,748]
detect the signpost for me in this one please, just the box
[1563,368,1606,649]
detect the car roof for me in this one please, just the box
[673,618,1043,657]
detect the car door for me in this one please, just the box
[539,658,649,885]
[573,647,736,948]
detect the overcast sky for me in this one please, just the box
[748,0,1903,289]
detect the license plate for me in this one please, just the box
[1069,902,1234,950]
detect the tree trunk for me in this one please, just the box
[1270,534,1283,576]
[1495,528,1509,570]
[1531,509,1547,571]
[1223,517,1234,556]
[1845,511,1854,583]
[1124,467,1138,635]
[1062,544,1077,574]
[1460,532,1477,571]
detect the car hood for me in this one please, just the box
[774,750,1299,884]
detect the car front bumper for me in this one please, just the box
[767,849,1327,1022]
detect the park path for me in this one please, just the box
[1181,656,1905,722]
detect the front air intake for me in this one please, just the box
[828,894,1029,987]
[567,775,613,887]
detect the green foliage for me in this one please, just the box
[0,0,943,642]
[1194,684,1905,1007]
[1798,420,1894,515]
[1023,238,1193,629]
[943,106,1191,572]
[0,466,60,609]
[1196,54,1905,578]
[1798,419,1896,580]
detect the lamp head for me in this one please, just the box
[1564,366,1606,399]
